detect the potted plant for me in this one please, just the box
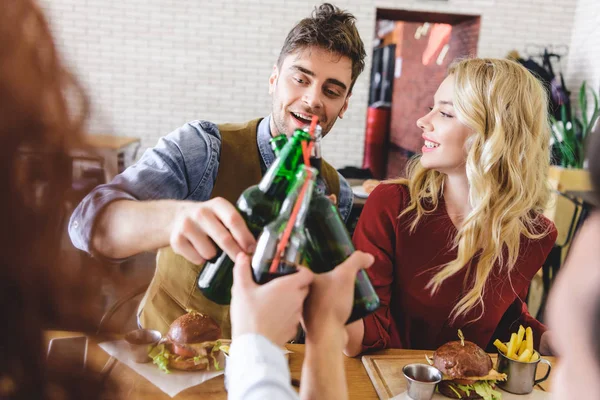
[545,81,599,249]
[550,81,599,168]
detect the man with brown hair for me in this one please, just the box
[69,3,367,334]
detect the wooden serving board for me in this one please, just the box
[362,354,554,400]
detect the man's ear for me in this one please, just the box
[338,91,352,119]
[268,65,279,95]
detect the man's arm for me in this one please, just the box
[228,254,313,400]
[90,199,190,259]
[301,252,374,400]
[227,334,300,400]
[302,322,348,399]
[69,121,254,263]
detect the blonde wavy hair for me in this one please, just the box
[394,58,552,322]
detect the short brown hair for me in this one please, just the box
[277,3,366,92]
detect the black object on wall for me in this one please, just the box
[369,44,396,106]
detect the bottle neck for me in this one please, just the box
[258,130,311,197]
[292,169,316,228]
[277,166,317,220]
[270,134,288,156]
[309,125,322,173]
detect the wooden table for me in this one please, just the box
[44,331,556,399]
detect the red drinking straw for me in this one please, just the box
[268,116,319,273]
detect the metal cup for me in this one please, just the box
[124,329,162,363]
[495,350,552,394]
[402,363,443,400]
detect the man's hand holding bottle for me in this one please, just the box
[169,197,256,265]
[230,250,374,346]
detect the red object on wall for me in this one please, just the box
[362,106,391,179]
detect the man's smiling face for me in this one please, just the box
[269,46,353,137]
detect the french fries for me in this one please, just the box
[493,325,539,362]
[506,333,518,359]
[515,325,526,352]
[518,349,532,362]
[493,339,508,354]
[526,327,534,354]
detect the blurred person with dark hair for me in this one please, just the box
[547,122,600,399]
[68,3,368,335]
[0,0,107,398]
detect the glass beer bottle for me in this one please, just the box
[251,165,317,284]
[304,194,380,323]
[197,129,311,304]
[270,134,288,156]
[303,124,380,323]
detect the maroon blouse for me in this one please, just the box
[353,183,557,352]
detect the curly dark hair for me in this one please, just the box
[277,3,366,92]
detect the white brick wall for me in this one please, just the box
[564,0,600,124]
[42,0,593,168]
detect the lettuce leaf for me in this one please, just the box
[148,343,171,374]
[148,340,225,373]
[454,381,501,400]
[211,340,222,354]
[472,381,502,400]
[211,354,221,371]
[447,384,463,398]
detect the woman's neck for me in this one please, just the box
[443,172,471,229]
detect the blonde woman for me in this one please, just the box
[345,58,557,356]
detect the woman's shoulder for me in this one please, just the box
[369,180,411,200]
[532,213,558,244]
[520,213,558,258]
[366,181,411,210]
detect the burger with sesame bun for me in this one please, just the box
[431,339,507,400]
[148,311,230,373]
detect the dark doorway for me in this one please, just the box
[364,9,481,179]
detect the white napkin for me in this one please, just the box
[392,389,551,399]
[98,339,224,398]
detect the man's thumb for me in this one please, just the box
[339,251,374,275]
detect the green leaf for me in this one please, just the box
[586,91,600,140]
[560,103,569,131]
[148,343,171,374]
[580,81,588,132]
[472,381,503,400]
[551,118,577,167]
[593,89,599,123]
[454,381,502,400]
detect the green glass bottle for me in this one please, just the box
[270,134,288,156]
[308,124,322,172]
[304,194,380,323]
[303,123,380,323]
[197,129,311,304]
[251,165,317,284]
